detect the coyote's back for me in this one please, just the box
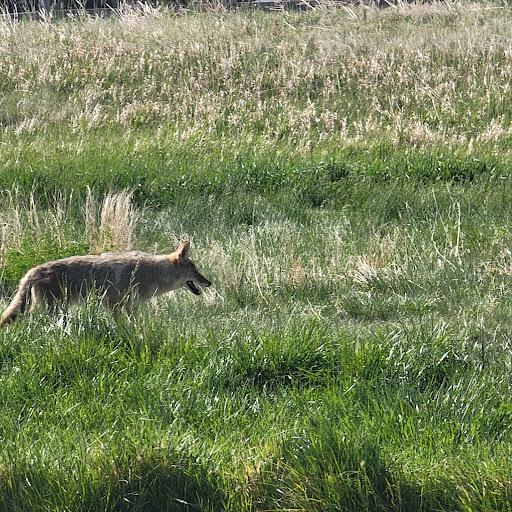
[0,241,211,326]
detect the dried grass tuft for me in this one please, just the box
[85,188,139,252]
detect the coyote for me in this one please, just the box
[0,241,211,325]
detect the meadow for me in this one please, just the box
[2,1,512,510]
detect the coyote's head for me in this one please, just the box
[173,241,212,295]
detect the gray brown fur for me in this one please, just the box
[0,241,211,325]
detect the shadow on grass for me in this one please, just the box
[245,420,468,512]
[0,450,224,512]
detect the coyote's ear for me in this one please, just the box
[177,240,190,261]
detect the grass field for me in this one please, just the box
[2,2,512,510]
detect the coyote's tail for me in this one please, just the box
[0,274,33,326]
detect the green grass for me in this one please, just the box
[2,2,512,511]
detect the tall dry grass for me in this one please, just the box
[85,188,139,252]
[0,188,139,262]
[0,188,75,254]
[1,2,512,155]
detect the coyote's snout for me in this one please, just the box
[0,241,211,326]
